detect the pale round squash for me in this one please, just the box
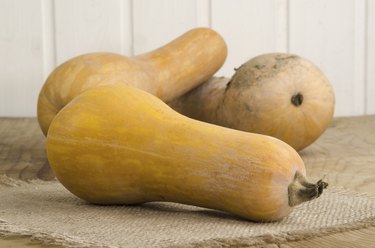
[170,53,335,151]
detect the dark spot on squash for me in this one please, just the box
[158,195,166,201]
[254,64,265,70]
[225,80,232,92]
[244,103,252,112]
[275,54,297,61]
[291,93,304,107]
[273,55,298,69]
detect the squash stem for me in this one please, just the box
[288,171,328,207]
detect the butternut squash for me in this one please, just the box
[46,84,327,221]
[170,53,335,151]
[37,28,227,136]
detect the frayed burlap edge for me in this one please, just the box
[1,215,374,248]
[180,188,375,247]
[0,220,100,248]
[1,175,374,248]
[179,217,375,248]
[0,176,94,247]
[0,175,57,187]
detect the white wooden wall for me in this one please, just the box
[1,0,374,117]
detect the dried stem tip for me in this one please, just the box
[288,171,328,207]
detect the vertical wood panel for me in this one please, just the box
[275,0,289,52]
[120,0,133,56]
[0,0,44,117]
[211,0,287,77]
[196,0,211,27]
[353,0,366,116]
[0,0,373,117]
[54,0,126,64]
[132,0,197,55]
[367,0,375,114]
[289,0,364,117]
[41,0,56,80]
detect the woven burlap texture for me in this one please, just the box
[0,176,374,248]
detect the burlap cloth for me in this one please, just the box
[0,176,374,248]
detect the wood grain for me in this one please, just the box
[0,116,374,247]
[0,118,53,180]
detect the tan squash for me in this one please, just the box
[170,53,335,151]
[37,28,227,136]
[46,84,327,221]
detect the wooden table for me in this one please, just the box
[1,116,374,247]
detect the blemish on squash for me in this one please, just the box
[225,80,232,91]
[254,64,265,70]
[291,93,304,107]
[244,103,252,112]
[158,195,166,201]
[274,54,297,61]
[273,55,297,70]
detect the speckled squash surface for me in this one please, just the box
[46,84,326,222]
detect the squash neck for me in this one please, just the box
[134,28,227,102]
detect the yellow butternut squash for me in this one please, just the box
[46,84,327,221]
[38,28,227,136]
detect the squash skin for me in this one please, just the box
[170,53,335,151]
[38,28,227,136]
[46,84,307,222]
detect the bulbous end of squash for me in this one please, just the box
[219,53,335,151]
[288,171,328,207]
[37,87,60,136]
